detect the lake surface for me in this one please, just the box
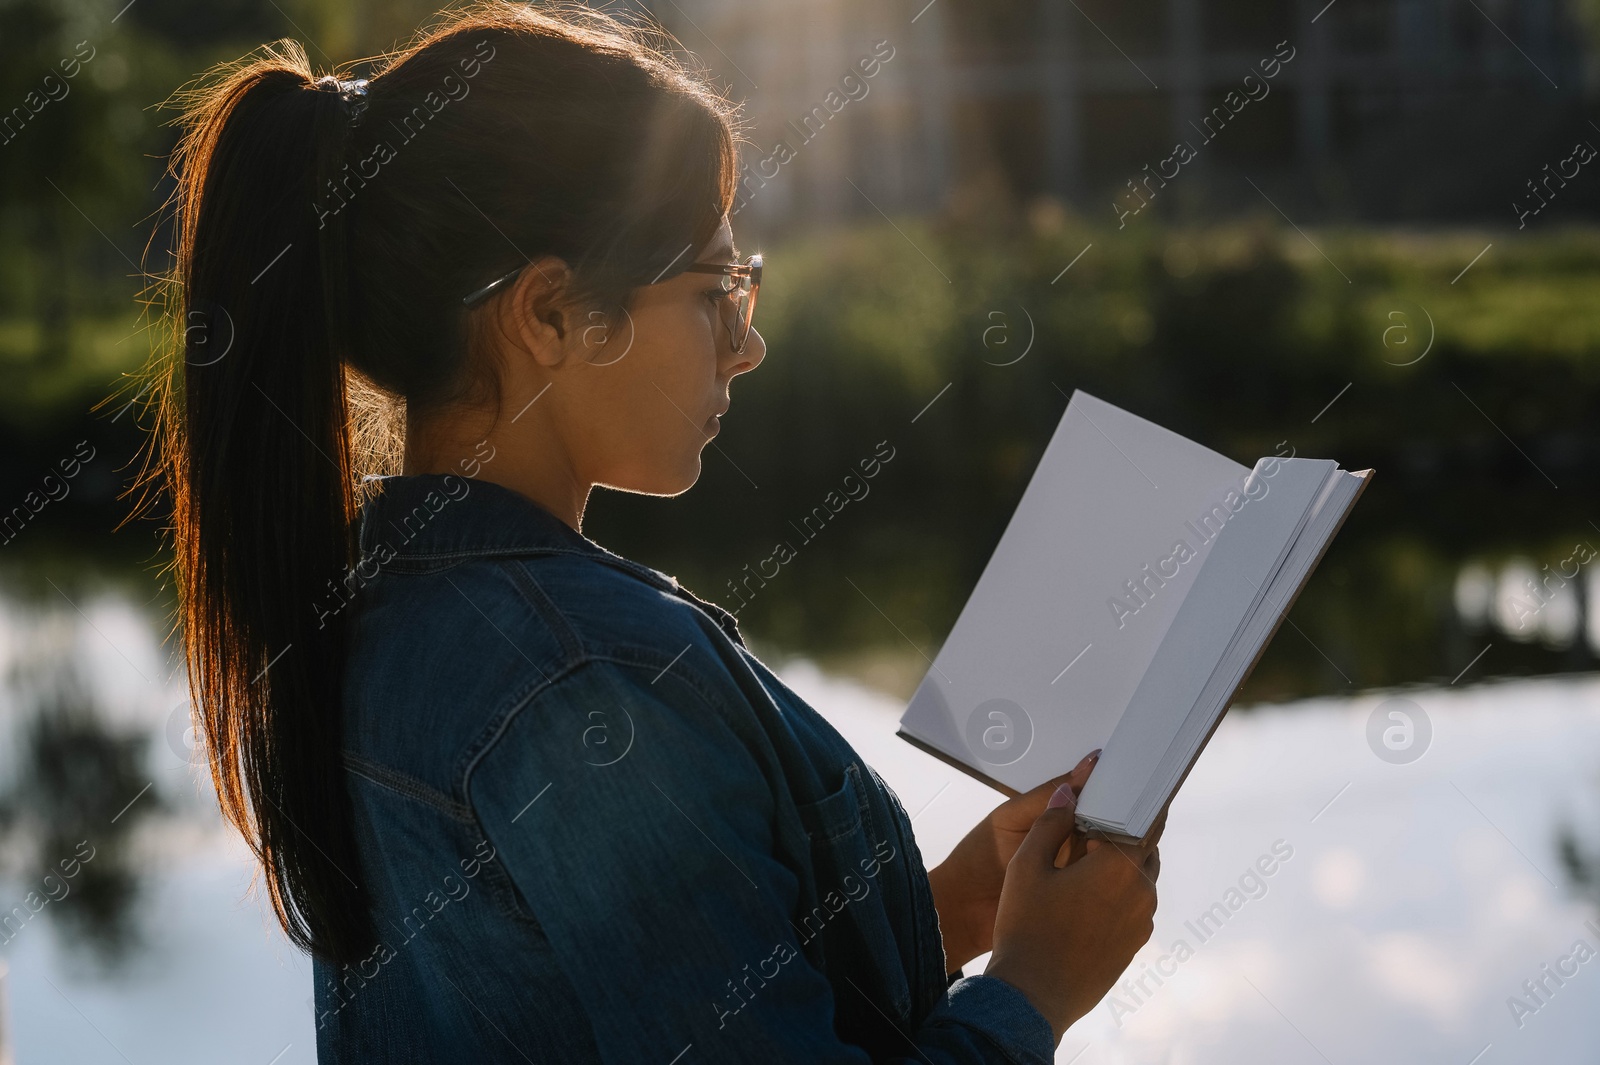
[2,593,1599,1063]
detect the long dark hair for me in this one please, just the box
[137,1,743,966]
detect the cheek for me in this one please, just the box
[627,302,717,379]
[601,351,708,478]
[583,299,718,484]
[640,319,718,411]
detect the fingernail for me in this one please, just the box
[1047,783,1076,810]
[1090,748,1102,762]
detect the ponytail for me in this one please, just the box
[154,39,374,964]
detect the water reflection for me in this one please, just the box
[1455,553,1600,652]
[0,578,1596,1063]
[0,594,164,973]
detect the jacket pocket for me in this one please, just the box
[792,761,913,1026]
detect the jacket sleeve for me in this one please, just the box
[467,657,1057,1064]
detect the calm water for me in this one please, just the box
[2,582,1598,1063]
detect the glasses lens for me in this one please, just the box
[734,272,758,352]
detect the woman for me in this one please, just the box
[146,3,1160,1061]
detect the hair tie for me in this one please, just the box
[314,75,371,126]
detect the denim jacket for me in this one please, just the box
[311,472,1056,1063]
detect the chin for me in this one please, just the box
[668,456,704,494]
[608,457,702,497]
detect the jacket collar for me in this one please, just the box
[358,473,677,590]
[357,474,747,646]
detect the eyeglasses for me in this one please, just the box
[462,252,763,355]
[682,253,762,355]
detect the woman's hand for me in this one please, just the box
[927,748,1101,973]
[986,801,1162,1045]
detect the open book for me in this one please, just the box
[896,390,1373,845]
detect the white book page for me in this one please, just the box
[1074,458,1335,831]
[1138,468,1367,827]
[897,391,1252,793]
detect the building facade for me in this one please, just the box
[629,0,1588,233]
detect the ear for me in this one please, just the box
[499,256,575,369]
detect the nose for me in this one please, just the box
[727,325,765,376]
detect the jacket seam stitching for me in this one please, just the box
[461,652,734,782]
[382,544,676,590]
[341,753,475,822]
[501,559,587,661]
[455,656,747,927]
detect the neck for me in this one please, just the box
[402,407,590,533]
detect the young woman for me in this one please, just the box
[148,3,1160,1061]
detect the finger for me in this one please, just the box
[1068,836,1149,877]
[1069,829,1120,867]
[1061,826,1091,867]
[1144,847,1160,882]
[1042,768,1098,867]
[1052,816,1088,868]
[1014,748,1103,819]
[1097,839,1161,888]
[1061,747,1103,794]
[1086,834,1154,859]
[1012,798,1083,872]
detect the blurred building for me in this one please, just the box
[629,0,1593,231]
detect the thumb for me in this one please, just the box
[1013,748,1101,816]
[1011,785,1082,872]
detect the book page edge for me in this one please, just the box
[894,727,1022,799]
[1121,466,1377,842]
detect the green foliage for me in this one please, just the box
[595,217,1600,697]
[3,0,1599,699]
